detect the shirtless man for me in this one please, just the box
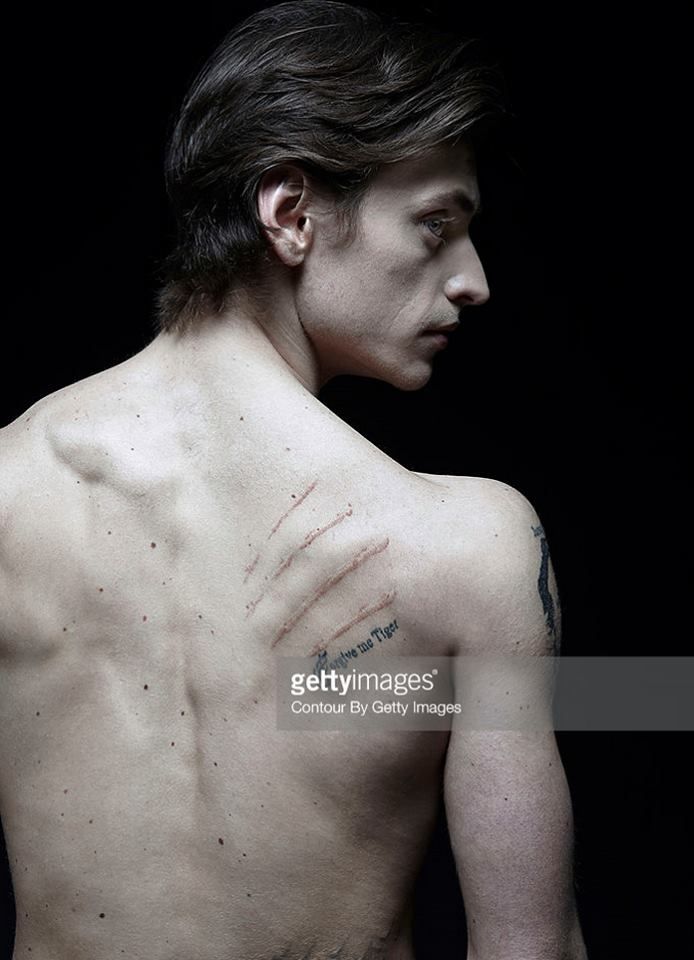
[0,3,588,958]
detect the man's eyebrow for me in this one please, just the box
[419,188,483,218]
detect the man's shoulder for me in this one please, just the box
[0,404,58,647]
[1,384,82,495]
[1,362,148,510]
[0,389,89,579]
[410,470,539,542]
[405,472,548,655]
[0,396,53,530]
[0,377,141,657]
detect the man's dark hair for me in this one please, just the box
[153,0,510,335]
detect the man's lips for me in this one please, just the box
[420,320,460,349]
[425,320,460,334]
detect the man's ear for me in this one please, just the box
[256,165,315,267]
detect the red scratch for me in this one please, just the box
[245,504,353,618]
[273,505,353,579]
[243,553,260,584]
[245,593,264,619]
[243,505,352,620]
[307,589,397,656]
[270,536,390,647]
[268,478,318,539]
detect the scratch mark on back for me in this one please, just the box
[308,589,397,656]
[268,478,318,539]
[245,505,354,616]
[271,537,390,648]
[274,504,353,578]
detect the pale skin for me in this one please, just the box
[0,142,588,958]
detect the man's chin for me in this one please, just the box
[379,361,434,392]
[324,352,435,391]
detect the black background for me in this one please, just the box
[1,2,690,957]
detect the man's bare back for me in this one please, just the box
[1,2,591,953]
[0,334,513,960]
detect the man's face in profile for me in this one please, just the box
[296,141,489,391]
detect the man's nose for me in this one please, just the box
[443,248,490,307]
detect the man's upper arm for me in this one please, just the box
[442,484,587,960]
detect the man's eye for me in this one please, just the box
[422,216,455,240]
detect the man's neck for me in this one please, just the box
[140,309,324,401]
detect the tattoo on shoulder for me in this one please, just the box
[532,524,560,655]
[312,617,400,674]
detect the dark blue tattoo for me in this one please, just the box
[532,524,559,655]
